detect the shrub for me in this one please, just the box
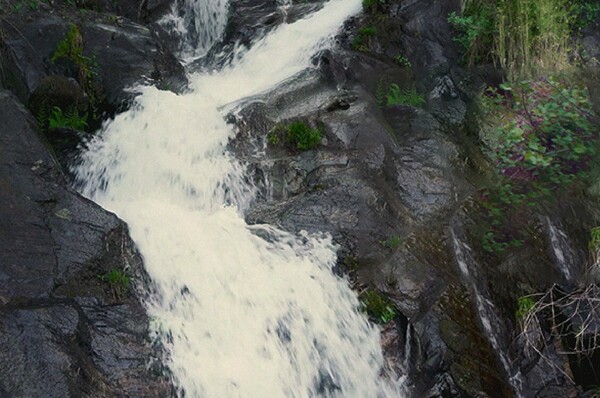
[479,76,597,253]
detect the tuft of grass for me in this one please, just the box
[99,269,130,299]
[268,121,323,151]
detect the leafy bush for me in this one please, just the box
[48,106,88,130]
[479,76,597,253]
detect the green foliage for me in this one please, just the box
[361,290,396,323]
[268,121,323,151]
[479,76,597,253]
[385,84,425,107]
[52,24,99,120]
[394,55,411,68]
[448,6,494,63]
[48,106,88,130]
[449,0,575,79]
[99,269,130,298]
[286,121,322,150]
[516,296,536,319]
[589,227,600,251]
[381,235,402,249]
[352,26,377,51]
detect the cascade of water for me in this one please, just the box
[75,0,400,396]
[159,0,229,62]
[450,227,524,398]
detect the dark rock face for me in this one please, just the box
[0,11,186,114]
[0,90,171,397]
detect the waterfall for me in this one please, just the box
[74,0,399,396]
[159,0,229,61]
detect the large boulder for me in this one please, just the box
[0,89,171,397]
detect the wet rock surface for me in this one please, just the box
[0,8,186,113]
[0,90,171,396]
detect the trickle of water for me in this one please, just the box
[545,217,577,283]
[75,0,399,396]
[450,227,524,398]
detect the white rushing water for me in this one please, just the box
[75,0,398,396]
[160,0,229,61]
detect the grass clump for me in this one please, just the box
[268,121,323,151]
[361,290,397,324]
[99,269,130,299]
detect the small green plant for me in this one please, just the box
[589,227,600,251]
[286,121,322,150]
[48,106,88,130]
[352,26,377,51]
[394,55,411,68]
[361,290,396,323]
[100,269,130,298]
[267,121,323,151]
[516,296,536,319]
[385,84,425,107]
[381,235,402,249]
